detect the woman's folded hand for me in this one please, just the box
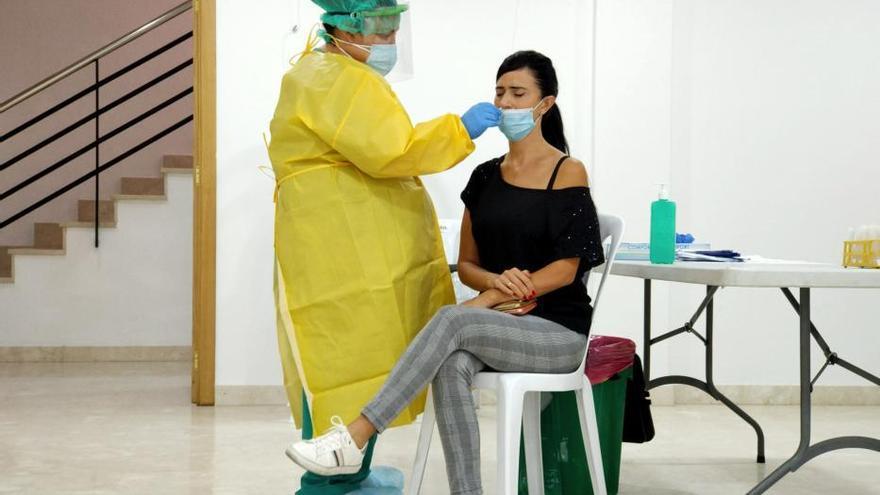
[489,268,536,300]
[462,289,506,309]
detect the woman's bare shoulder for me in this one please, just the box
[553,156,590,188]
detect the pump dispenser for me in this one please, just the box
[650,184,676,264]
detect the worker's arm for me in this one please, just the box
[298,66,475,178]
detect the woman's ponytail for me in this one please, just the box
[541,104,568,154]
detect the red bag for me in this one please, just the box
[586,335,636,385]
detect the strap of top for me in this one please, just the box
[546,155,570,190]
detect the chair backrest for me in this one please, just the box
[570,213,624,375]
[584,213,625,322]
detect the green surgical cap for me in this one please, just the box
[312,0,408,36]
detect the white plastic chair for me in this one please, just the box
[408,213,625,495]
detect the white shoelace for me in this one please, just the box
[308,415,351,457]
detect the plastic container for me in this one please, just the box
[843,239,880,269]
[518,336,637,495]
[649,184,676,264]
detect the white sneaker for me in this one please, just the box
[285,415,366,476]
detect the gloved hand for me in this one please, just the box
[461,102,502,140]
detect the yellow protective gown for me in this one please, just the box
[269,47,475,432]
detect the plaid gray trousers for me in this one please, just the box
[362,305,587,495]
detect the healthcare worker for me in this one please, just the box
[268,1,500,492]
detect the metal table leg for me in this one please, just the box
[644,279,652,383]
[705,288,766,463]
[643,280,766,463]
[748,288,880,494]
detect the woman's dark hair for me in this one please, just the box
[496,51,568,154]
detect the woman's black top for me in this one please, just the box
[460,155,605,335]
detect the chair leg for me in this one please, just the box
[407,387,436,495]
[576,378,607,495]
[523,392,545,495]
[497,386,526,495]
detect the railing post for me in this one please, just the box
[94,60,100,248]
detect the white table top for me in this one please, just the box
[601,260,880,289]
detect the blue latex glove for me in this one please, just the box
[676,233,695,244]
[461,102,502,140]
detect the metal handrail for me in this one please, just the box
[2,58,193,171]
[1,86,194,201]
[0,0,192,113]
[0,115,194,229]
[1,31,193,143]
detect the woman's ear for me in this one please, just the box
[537,95,557,118]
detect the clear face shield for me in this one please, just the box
[357,7,402,35]
[286,2,414,81]
[382,5,413,83]
[351,3,412,82]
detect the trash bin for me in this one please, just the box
[518,336,636,495]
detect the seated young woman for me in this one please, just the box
[285,50,605,495]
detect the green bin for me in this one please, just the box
[518,366,633,495]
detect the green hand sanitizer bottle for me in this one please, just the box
[650,183,676,264]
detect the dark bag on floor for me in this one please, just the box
[622,354,655,443]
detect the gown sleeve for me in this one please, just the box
[292,64,475,178]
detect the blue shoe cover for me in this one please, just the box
[348,466,404,495]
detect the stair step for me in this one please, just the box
[33,223,64,250]
[121,177,165,196]
[7,248,65,256]
[0,247,14,279]
[77,200,115,223]
[113,194,166,201]
[163,154,193,170]
[161,166,194,175]
[61,221,117,229]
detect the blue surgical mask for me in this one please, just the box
[331,36,398,76]
[365,43,398,76]
[499,99,545,142]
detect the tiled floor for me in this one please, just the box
[1,362,878,494]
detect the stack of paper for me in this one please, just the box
[677,250,744,262]
[613,242,712,261]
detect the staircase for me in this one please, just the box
[0,154,192,284]
[0,2,193,286]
